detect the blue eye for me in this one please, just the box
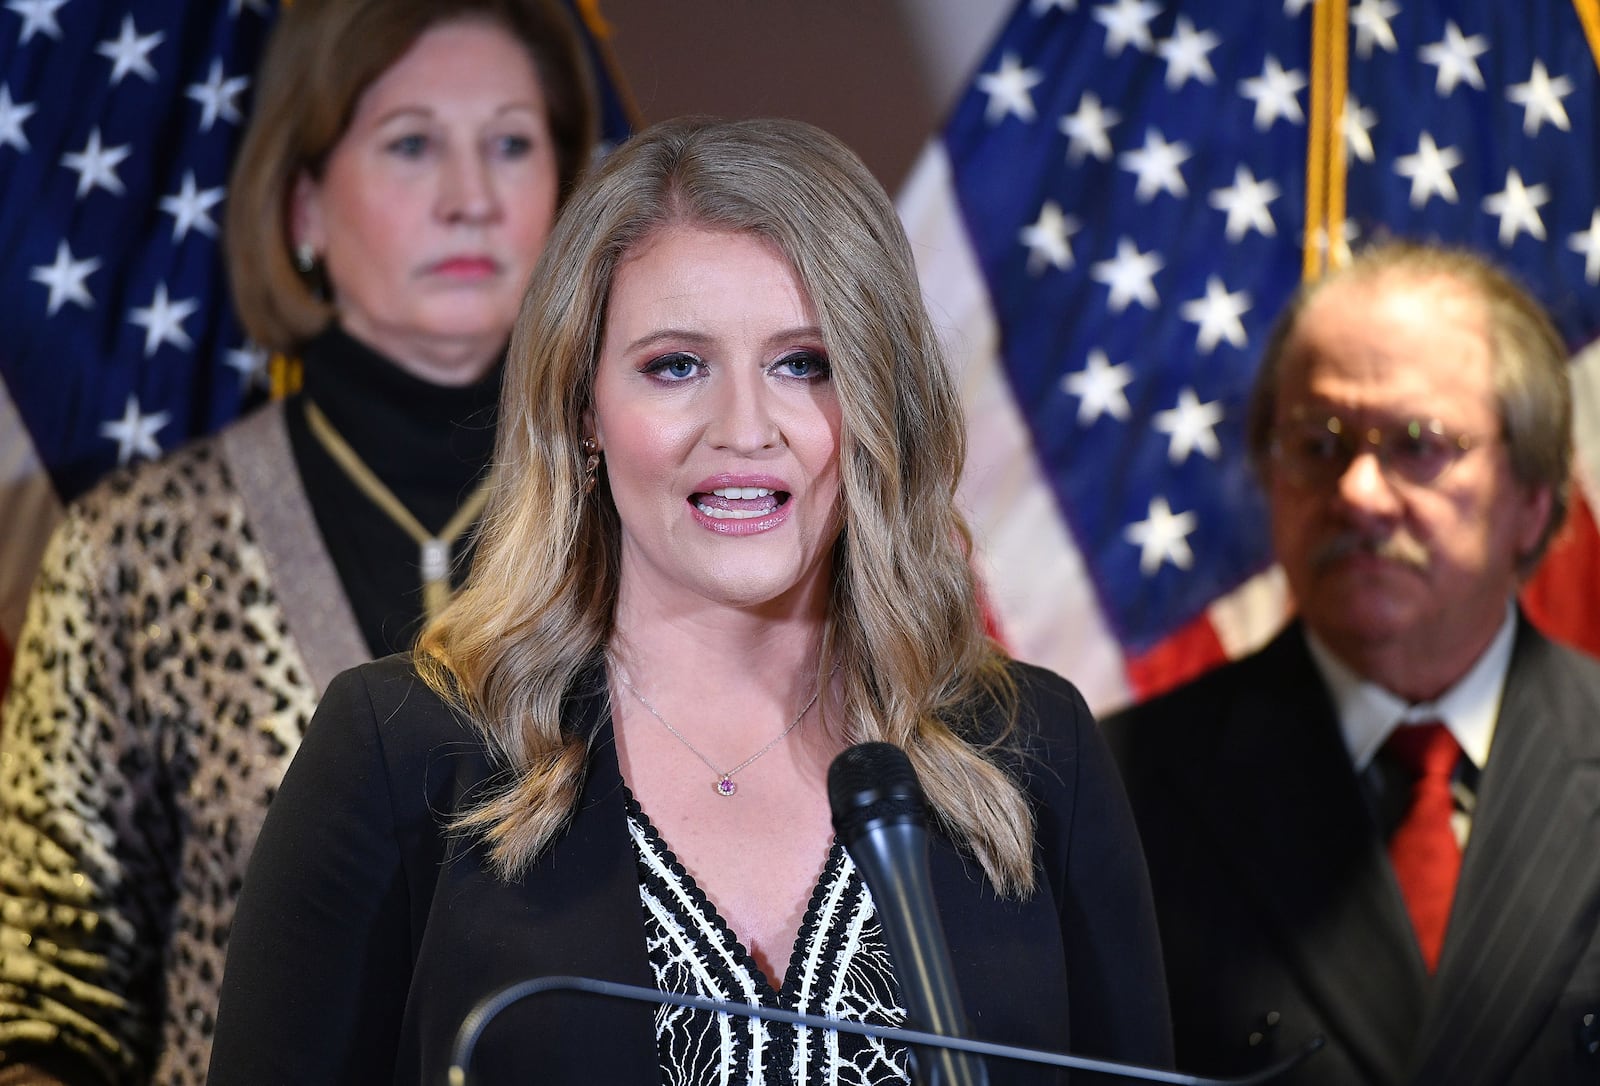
[774,350,831,381]
[641,352,702,381]
[386,133,429,158]
[494,133,534,159]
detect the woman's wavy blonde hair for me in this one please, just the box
[418,117,1035,896]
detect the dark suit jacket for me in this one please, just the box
[1105,616,1600,1085]
[208,655,1172,1083]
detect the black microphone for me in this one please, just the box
[828,741,989,1086]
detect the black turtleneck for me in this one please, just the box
[284,325,502,658]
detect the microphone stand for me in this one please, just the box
[447,974,1322,1086]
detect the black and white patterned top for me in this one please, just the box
[628,795,911,1086]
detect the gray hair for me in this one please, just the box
[1246,240,1571,571]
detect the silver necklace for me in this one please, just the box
[609,654,833,798]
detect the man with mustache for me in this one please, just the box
[1105,241,1600,1086]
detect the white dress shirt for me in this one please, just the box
[1305,600,1517,845]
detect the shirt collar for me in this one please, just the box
[1306,601,1516,772]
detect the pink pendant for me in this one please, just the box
[715,777,737,797]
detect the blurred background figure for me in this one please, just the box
[1108,242,1600,1085]
[898,0,1600,712]
[208,116,1172,1082]
[0,0,632,694]
[0,0,598,1080]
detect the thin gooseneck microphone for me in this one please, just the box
[449,976,1323,1085]
[827,741,989,1086]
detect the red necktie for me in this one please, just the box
[1383,722,1462,972]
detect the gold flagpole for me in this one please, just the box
[1303,0,1351,281]
[1575,0,1600,74]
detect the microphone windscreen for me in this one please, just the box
[827,742,926,844]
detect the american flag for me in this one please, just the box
[0,0,636,687]
[0,0,278,683]
[899,0,1600,713]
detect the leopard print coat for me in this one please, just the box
[0,404,367,1084]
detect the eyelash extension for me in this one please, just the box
[639,351,702,378]
[774,349,832,380]
[636,348,831,382]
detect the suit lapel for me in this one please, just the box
[1191,629,1426,1082]
[1411,620,1600,1085]
[491,684,663,1084]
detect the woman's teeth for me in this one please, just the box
[697,504,770,520]
[696,486,782,520]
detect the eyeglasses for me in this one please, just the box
[1267,411,1491,489]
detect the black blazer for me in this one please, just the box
[1105,617,1600,1085]
[209,655,1173,1083]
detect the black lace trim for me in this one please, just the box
[625,788,909,1084]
